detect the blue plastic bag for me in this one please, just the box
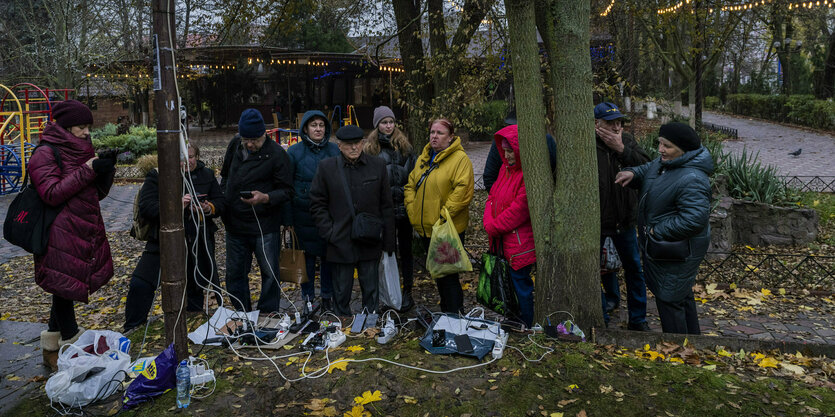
[122,343,178,409]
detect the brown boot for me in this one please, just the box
[40,330,60,372]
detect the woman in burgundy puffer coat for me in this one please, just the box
[483,125,537,327]
[28,100,115,370]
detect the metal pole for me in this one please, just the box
[152,0,189,361]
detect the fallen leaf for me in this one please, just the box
[345,345,365,353]
[354,390,382,405]
[402,395,418,404]
[344,405,371,417]
[328,358,349,373]
[758,357,779,368]
[599,385,613,394]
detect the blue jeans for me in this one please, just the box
[509,264,534,328]
[600,229,647,325]
[225,231,282,312]
[300,254,333,301]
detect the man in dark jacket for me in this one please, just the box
[124,145,225,331]
[220,109,294,312]
[594,102,651,331]
[309,125,396,317]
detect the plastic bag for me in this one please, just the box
[476,250,518,317]
[122,343,178,409]
[426,207,473,278]
[600,236,622,273]
[46,330,131,407]
[378,252,402,310]
[122,343,179,410]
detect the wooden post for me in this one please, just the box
[152,0,189,361]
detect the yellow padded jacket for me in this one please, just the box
[404,137,474,237]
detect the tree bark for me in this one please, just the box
[546,0,603,331]
[392,0,433,150]
[818,30,835,99]
[505,0,552,322]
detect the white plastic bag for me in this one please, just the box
[46,330,131,407]
[378,252,402,310]
[600,236,622,272]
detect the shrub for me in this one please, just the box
[135,154,158,177]
[723,147,798,205]
[462,100,508,141]
[725,94,835,130]
[92,125,157,157]
[704,96,720,110]
[90,123,118,142]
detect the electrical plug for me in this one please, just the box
[492,329,508,359]
[376,316,397,344]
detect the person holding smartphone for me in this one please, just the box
[220,109,294,313]
[124,144,226,331]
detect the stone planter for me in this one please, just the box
[708,196,819,258]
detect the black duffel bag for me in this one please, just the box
[3,144,64,256]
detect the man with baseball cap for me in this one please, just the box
[220,108,294,312]
[594,102,651,330]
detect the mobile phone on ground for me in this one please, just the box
[239,191,254,199]
[454,334,474,354]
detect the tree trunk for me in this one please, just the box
[505,0,552,323]
[542,0,603,331]
[817,31,835,99]
[392,0,433,150]
[534,0,556,130]
[427,0,449,94]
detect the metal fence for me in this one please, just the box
[781,176,835,193]
[699,251,835,289]
[700,122,738,139]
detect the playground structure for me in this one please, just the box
[0,83,73,195]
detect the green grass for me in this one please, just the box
[798,192,835,246]
[7,327,835,416]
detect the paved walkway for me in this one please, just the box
[703,111,835,177]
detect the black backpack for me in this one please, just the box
[3,144,64,256]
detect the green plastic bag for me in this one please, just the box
[426,207,473,278]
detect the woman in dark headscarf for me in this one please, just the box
[616,122,712,334]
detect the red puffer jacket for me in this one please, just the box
[483,125,536,270]
[28,123,114,302]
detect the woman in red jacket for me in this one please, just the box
[483,125,537,327]
[28,100,115,370]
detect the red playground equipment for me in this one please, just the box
[0,83,73,195]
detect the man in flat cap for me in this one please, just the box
[309,125,396,316]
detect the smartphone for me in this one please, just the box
[239,191,254,199]
[454,334,474,354]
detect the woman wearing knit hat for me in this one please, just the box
[28,99,116,370]
[364,106,417,311]
[615,122,712,334]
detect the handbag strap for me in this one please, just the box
[337,159,356,220]
[21,143,63,190]
[284,227,301,250]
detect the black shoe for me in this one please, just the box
[321,298,333,313]
[628,322,651,331]
[605,300,618,313]
[399,292,414,312]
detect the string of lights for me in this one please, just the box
[600,0,834,16]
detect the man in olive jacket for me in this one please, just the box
[220,109,294,312]
[309,125,396,317]
[595,102,651,330]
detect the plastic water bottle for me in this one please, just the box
[176,359,191,408]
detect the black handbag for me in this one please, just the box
[645,232,690,262]
[339,162,383,243]
[3,144,64,256]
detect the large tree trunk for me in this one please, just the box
[546,0,603,330]
[392,0,433,150]
[817,31,835,99]
[505,0,551,324]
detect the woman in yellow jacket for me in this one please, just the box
[404,118,474,313]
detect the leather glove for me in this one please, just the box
[97,148,120,160]
[92,158,116,174]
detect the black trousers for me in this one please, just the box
[48,294,78,340]
[124,235,220,331]
[331,260,379,316]
[656,289,701,335]
[396,218,414,293]
[421,232,465,314]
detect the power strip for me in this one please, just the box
[376,316,396,344]
[492,329,508,359]
[327,330,346,349]
[189,362,216,385]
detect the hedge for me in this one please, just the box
[722,94,835,131]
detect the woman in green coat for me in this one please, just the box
[615,122,713,334]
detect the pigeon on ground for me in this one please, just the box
[788,148,802,156]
